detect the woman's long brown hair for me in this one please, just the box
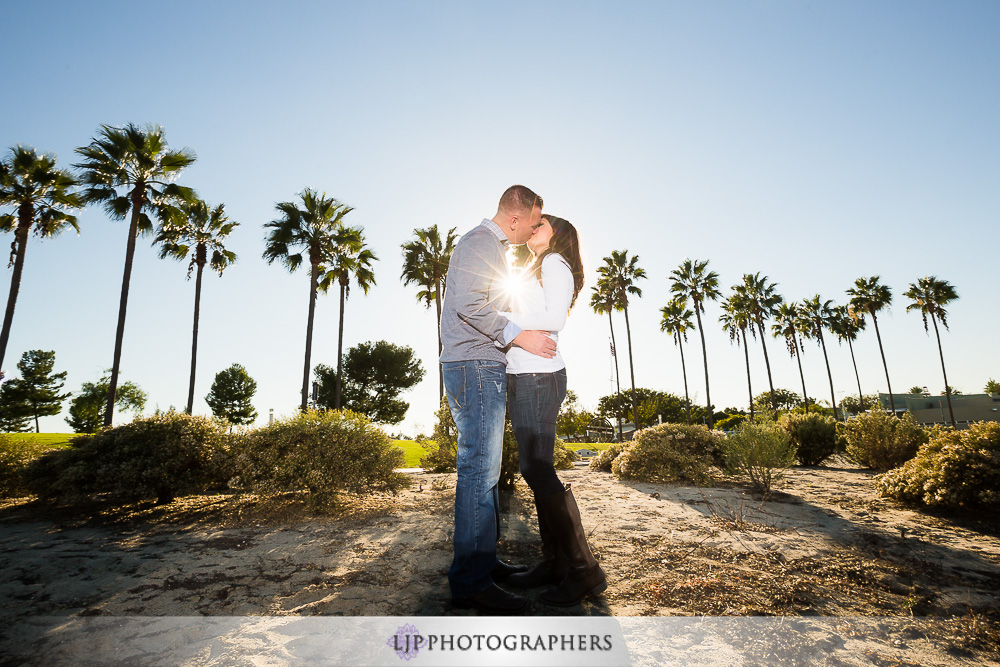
[530,214,585,310]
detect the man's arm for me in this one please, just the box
[512,329,557,358]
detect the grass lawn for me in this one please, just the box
[4,433,77,449]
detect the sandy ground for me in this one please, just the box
[2,459,1000,665]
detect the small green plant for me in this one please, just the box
[842,405,927,470]
[610,423,723,485]
[875,421,1000,509]
[24,412,231,505]
[721,422,796,496]
[232,409,409,511]
[780,412,840,466]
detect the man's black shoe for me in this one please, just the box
[451,584,527,614]
[491,561,528,583]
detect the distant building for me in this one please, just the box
[878,392,1000,427]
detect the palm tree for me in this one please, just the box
[798,295,840,421]
[598,250,646,428]
[155,199,238,415]
[772,301,809,414]
[262,188,353,412]
[904,276,959,426]
[847,276,896,414]
[400,225,457,400]
[720,292,756,421]
[324,225,377,409]
[74,123,196,427]
[0,146,82,372]
[669,259,721,428]
[590,280,624,439]
[829,305,866,406]
[660,297,695,424]
[733,273,781,417]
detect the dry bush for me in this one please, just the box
[842,405,927,470]
[876,421,1000,509]
[610,423,723,485]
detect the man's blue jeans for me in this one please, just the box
[442,359,507,598]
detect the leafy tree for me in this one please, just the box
[943,385,962,396]
[751,388,803,415]
[400,225,458,400]
[772,301,810,413]
[904,276,959,426]
[262,188,352,412]
[315,341,424,424]
[670,259,721,428]
[661,297,695,424]
[798,295,840,421]
[205,363,257,425]
[733,273,782,418]
[829,305,866,406]
[590,280,624,438]
[847,276,896,413]
[598,388,708,426]
[840,393,878,415]
[598,250,646,427]
[986,379,1000,395]
[556,390,594,438]
[721,292,756,420]
[0,146,82,372]
[0,350,69,432]
[74,123,196,427]
[325,226,377,409]
[66,372,147,433]
[155,198,238,415]
[907,386,929,396]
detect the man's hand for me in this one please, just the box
[512,330,556,358]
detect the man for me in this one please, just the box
[439,184,556,613]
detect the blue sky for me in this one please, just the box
[2,1,998,435]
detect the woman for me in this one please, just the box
[501,214,607,607]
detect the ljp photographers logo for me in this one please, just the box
[388,624,421,661]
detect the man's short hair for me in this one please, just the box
[498,185,543,216]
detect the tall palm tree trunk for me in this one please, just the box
[871,313,895,413]
[818,332,838,420]
[607,310,623,440]
[186,256,205,415]
[435,278,443,401]
[104,201,142,427]
[676,331,691,425]
[694,305,713,428]
[756,319,777,419]
[931,315,956,426]
[335,279,347,410]
[0,220,31,372]
[847,337,863,410]
[301,263,319,412]
[793,333,809,414]
[740,329,754,421]
[622,305,639,429]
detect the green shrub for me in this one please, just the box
[780,412,840,466]
[715,413,748,432]
[0,434,33,498]
[553,437,579,470]
[589,440,628,472]
[232,409,409,511]
[23,413,231,504]
[875,421,1000,510]
[610,423,723,485]
[722,422,796,495]
[842,406,927,470]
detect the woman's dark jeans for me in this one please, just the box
[507,369,568,499]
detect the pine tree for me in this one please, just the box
[205,364,258,426]
[3,350,69,432]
